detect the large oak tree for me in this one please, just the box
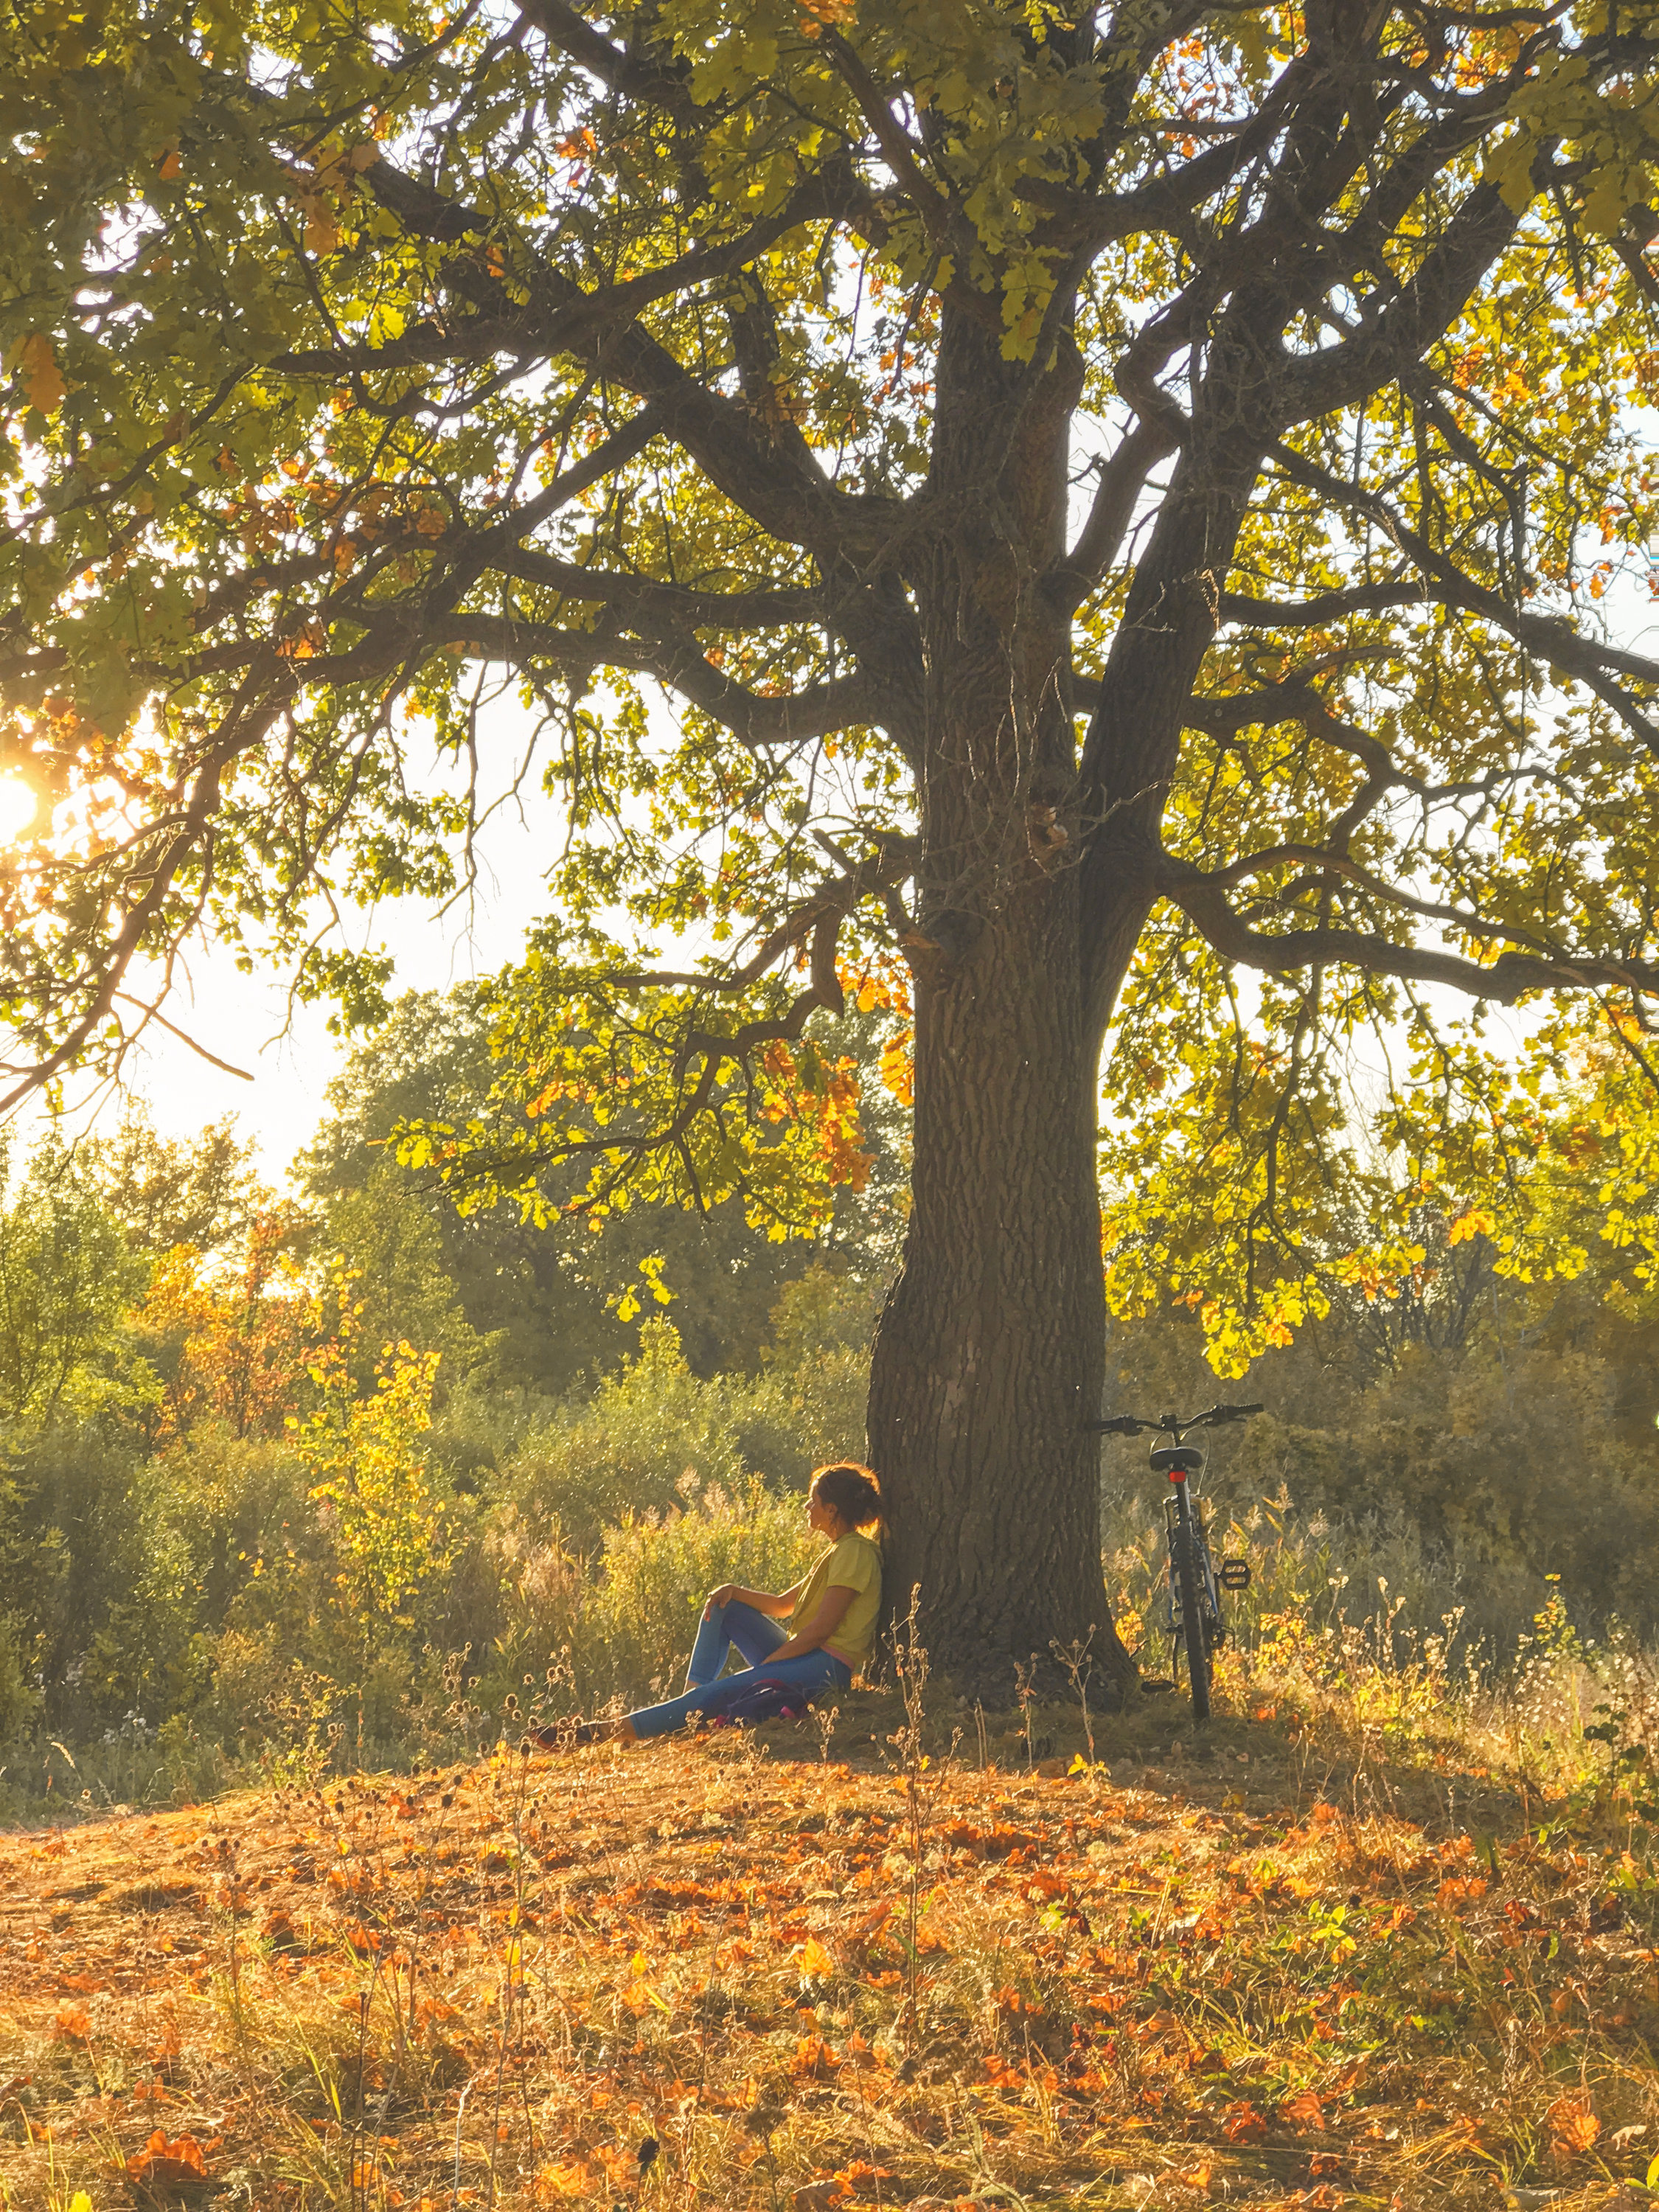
[5,0,1659,1686]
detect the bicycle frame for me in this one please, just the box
[1087,1399,1262,1722]
[1162,1465,1223,1703]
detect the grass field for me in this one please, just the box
[0,1676,1654,2212]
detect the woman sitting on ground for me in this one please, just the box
[564,1463,883,1746]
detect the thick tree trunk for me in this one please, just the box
[863,307,1143,1699]
[866,869,1138,1697]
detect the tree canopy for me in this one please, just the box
[9,0,1659,1674]
[4,0,1659,1239]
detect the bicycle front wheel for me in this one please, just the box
[1172,1514,1211,1723]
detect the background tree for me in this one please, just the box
[82,1111,259,1259]
[133,1208,312,1441]
[302,985,905,1389]
[6,0,1659,1685]
[0,1138,148,1431]
[293,1310,450,1663]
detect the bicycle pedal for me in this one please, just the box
[1218,1559,1252,1591]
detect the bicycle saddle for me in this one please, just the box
[1150,1444,1206,1476]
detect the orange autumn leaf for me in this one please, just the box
[790,2035,842,2079]
[128,2130,211,2183]
[1281,2089,1324,2129]
[791,2183,852,2212]
[1548,2095,1601,2157]
[799,1936,836,1980]
[796,0,855,36]
[14,333,66,414]
[834,2161,888,2197]
[534,2161,594,2200]
[1436,1875,1486,1910]
[53,2002,91,2042]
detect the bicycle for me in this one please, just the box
[1087,1402,1262,1721]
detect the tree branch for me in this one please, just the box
[1160,853,1659,1005]
[445,838,919,1203]
[512,0,700,121]
[1267,445,1659,754]
[274,156,908,567]
[431,615,879,748]
[1217,581,1428,626]
[610,834,919,998]
[1273,156,1551,425]
[1182,674,1413,792]
[493,551,824,629]
[1047,417,1180,613]
[0,673,293,1114]
[1182,841,1570,960]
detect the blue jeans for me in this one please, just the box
[626,1599,852,1741]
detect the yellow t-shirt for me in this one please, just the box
[790,1531,883,1674]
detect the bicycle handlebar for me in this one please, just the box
[1085,1401,1264,1438]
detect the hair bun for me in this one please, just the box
[810,1461,883,1531]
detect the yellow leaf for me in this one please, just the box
[1447,1207,1495,1247]
[539,2160,594,2197]
[16,333,65,414]
[800,1936,835,1979]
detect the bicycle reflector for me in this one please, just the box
[1218,1559,1252,1591]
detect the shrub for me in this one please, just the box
[472,1475,818,1722]
[502,1319,750,1550]
[728,1348,870,1492]
[1103,1320,1659,1669]
[578,1477,820,1710]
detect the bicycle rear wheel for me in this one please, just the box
[1171,1513,1211,1722]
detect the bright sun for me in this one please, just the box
[0,778,38,843]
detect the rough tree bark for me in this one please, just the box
[866,873,1139,1691]
[866,313,1149,1693]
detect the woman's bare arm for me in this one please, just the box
[704,1582,800,1619]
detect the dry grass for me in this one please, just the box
[0,1677,1655,2212]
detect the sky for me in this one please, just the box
[40,720,568,1186]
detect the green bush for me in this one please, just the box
[501,1319,750,1551]
[580,1478,821,1709]
[1103,1315,1659,1670]
[728,1350,869,1492]
[0,1425,195,1733]
[472,1475,818,1722]
[0,1614,38,1741]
